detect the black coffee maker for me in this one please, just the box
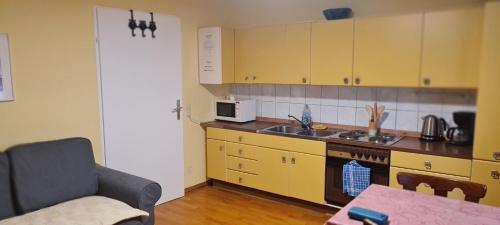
[444,111,475,145]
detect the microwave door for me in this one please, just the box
[217,102,236,118]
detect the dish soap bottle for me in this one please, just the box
[301,104,312,129]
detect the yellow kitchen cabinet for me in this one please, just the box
[289,152,325,204]
[282,23,311,85]
[206,127,226,140]
[421,8,483,88]
[391,151,471,177]
[353,13,422,87]
[471,160,500,207]
[390,167,469,201]
[259,148,289,196]
[311,19,354,85]
[227,156,260,174]
[234,25,286,83]
[474,2,500,162]
[227,169,261,190]
[206,139,226,181]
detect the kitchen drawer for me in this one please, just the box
[226,129,326,156]
[391,151,471,177]
[227,169,260,189]
[207,127,226,140]
[389,166,469,201]
[227,156,260,174]
[227,142,261,160]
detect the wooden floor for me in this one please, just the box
[155,186,335,225]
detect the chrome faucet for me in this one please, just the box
[288,115,312,130]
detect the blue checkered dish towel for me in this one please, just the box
[343,160,371,197]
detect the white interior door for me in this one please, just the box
[95,6,184,204]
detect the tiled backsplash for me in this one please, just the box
[231,85,477,132]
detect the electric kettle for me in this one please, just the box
[420,115,447,141]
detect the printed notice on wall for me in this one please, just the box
[0,33,14,101]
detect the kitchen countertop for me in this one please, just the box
[200,120,473,159]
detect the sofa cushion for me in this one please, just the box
[0,152,16,220]
[7,138,98,213]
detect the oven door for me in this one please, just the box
[216,102,236,119]
[325,157,389,206]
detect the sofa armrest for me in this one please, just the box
[96,165,161,225]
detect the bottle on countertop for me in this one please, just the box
[301,104,312,129]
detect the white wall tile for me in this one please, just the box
[261,84,276,102]
[397,88,419,111]
[289,103,305,119]
[261,101,276,118]
[321,86,339,106]
[419,92,443,112]
[290,86,306,104]
[377,88,398,110]
[233,84,476,132]
[320,105,338,124]
[255,100,262,117]
[379,109,396,129]
[396,111,418,132]
[356,107,370,127]
[275,84,290,103]
[356,87,377,108]
[338,87,357,107]
[306,86,322,105]
[338,107,356,126]
[309,104,321,123]
[276,102,290,119]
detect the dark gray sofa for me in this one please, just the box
[0,137,161,225]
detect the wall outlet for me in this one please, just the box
[187,165,193,175]
[185,103,192,118]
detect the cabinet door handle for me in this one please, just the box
[238,163,243,169]
[302,77,307,84]
[238,149,243,155]
[343,77,349,85]
[491,171,499,180]
[245,76,249,81]
[493,152,500,160]
[424,161,432,170]
[423,78,431,86]
[238,177,243,183]
[355,77,360,85]
[281,156,286,163]
[291,157,296,164]
[238,136,243,142]
[219,145,224,151]
[252,76,256,81]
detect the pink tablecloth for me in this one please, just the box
[325,184,500,225]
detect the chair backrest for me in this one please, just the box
[396,172,487,203]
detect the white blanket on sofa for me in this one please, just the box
[0,196,148,225]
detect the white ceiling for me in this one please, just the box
[174,0,487,27]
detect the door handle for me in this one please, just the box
[493,152,500,160]
[281,156,286,163]
[171,99,182,120]
[291,157,296,164]
[492,171,499,180]
[424,161,432,170]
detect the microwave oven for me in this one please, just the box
[215,99,256,123]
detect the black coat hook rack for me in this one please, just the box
[128,10,158,38]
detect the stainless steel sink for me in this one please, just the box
[259,125,337,139]
[263,125,303,134]
[297,130,336,137]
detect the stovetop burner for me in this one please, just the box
[338,130,367,140]
[368,133,396,144]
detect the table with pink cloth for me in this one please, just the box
[325,184,500,225]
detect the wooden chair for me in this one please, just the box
[396,172,487,203]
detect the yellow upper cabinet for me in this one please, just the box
[282,23,311,85]
[311,19,354,85]
[353,13,423,87]
[235,25,286,83]
[474,2,500,162]
[421,8,483,88]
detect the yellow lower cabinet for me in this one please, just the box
[206,139,226,181]
[259,148,290,196]
[289,152,326,204]
[391,151,471,177]
[389,166,469,200]
[227,169,260,190]
[471,160,500,207]
[206,127,226,140]
[227,156,260,174]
